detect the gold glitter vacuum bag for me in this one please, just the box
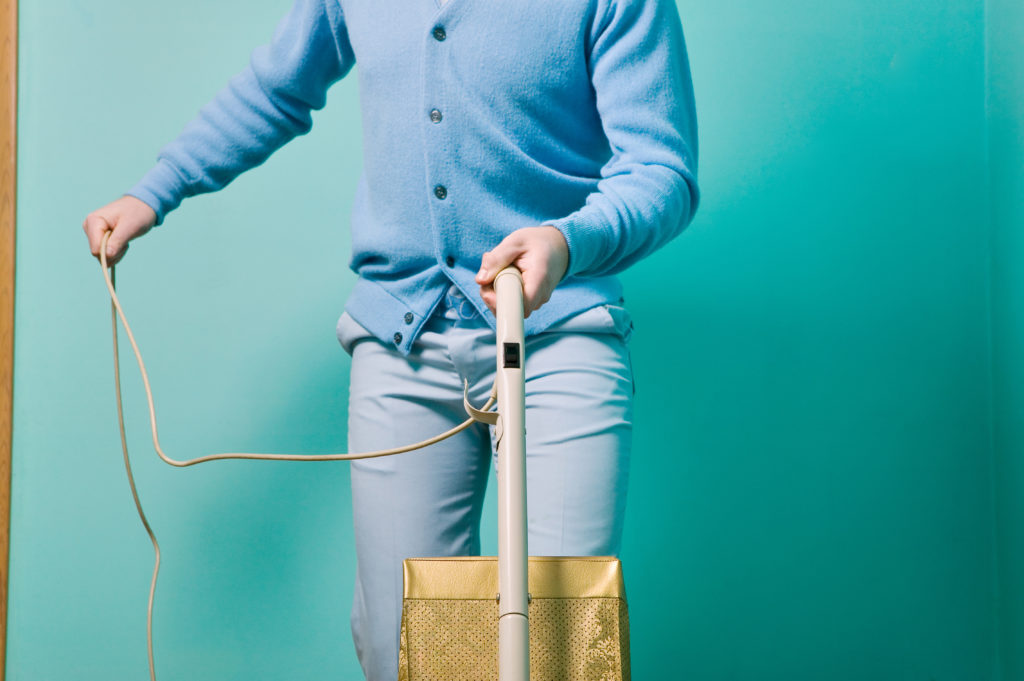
[396,269,630,681]
[398,556,630,681]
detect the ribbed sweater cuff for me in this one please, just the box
[125,158,190,226]
[545,210,609,280]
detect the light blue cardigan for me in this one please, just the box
[127,0,699,354]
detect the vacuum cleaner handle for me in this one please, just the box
[493,267,530,681]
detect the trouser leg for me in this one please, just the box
[346,321,494,681]
[518,324,634,557]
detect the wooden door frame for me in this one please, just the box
[0,0,15,678]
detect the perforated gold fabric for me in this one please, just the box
[398,557,630,681]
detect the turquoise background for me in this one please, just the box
[8,1,1022,679]
[990,0,1024,679]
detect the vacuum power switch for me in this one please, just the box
[503,342,521,369]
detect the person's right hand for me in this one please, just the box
[82,195,158,267]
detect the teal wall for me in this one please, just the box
[8,1,1009,680]
[624,3,995,679]
[989,0,1024,678]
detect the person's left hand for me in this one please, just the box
[475,225,569,318]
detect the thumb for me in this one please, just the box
[104,223,126,258]
[102,218,138,266]
[475,236,524,285]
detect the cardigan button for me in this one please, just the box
[432,26,446,41]
[404,312,414,325]
[430,109,443,123]
[445,255,455,267]
[434,185,448,200]
[393,332,403,345]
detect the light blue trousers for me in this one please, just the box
[337,285,634,681]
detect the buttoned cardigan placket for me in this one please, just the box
[411,5,465,351]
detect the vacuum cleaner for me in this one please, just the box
[398,267,630,681]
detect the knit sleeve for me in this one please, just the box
[126,0,355,225]
[545,0,699,279]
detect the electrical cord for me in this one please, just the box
[99,231,498,681]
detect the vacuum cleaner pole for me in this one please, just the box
[494,267,529,681]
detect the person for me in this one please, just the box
[83,1,699,678]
